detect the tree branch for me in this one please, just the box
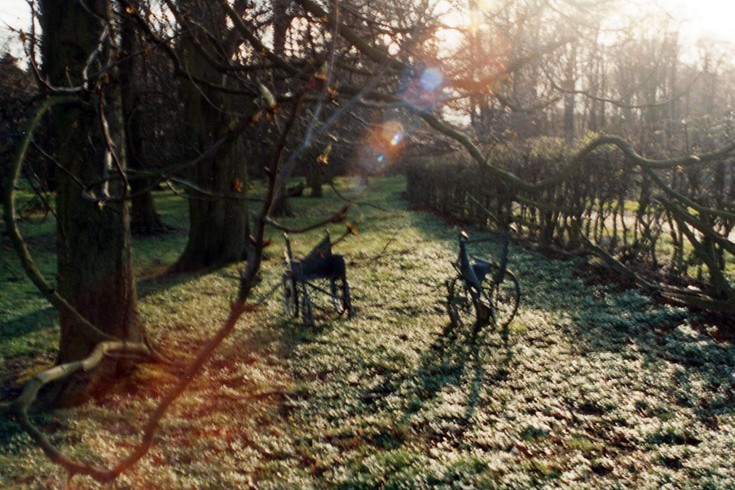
[266,204,351,233]
[3,96,115,344]
[1,341,153,482]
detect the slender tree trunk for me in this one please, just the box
[308,168,324,197]
[41,0,144,401]
[121,0,167,235]
[563,44,576,143]
[268,0,294,216]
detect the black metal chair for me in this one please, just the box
[282,233,353,325]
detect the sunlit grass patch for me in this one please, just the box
[2,176,735,488]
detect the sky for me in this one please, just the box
[625,0,735,47]
[0,0,32,58]
[1,0,735,58]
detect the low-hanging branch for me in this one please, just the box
[1,341,153,482]
[5,40,366,485]
[75,107,265,203]
[643,166,735,222]
[266,204,351,233]
[422,114,735,191]
[4,94,169,481]
[294,0,735,317]
[412,113,735,312]
[292,0,735,203]
[662,200,734,304]
[578,233,657,291]
[654,195,735,257]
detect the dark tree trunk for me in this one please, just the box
[41,0,145,401]
[121,0,167,235]
[268,0,294,216]
[269,180,294,216]
[308,164,324,197]
[130,180,167,235]
[173,1,249,271]
[174,136,249,269]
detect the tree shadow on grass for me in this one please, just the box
[576,309,735,417]
[0,306,58,401]
[356,318,514,447]
[505,236,735,442]
[136,262,235,299]
[0,266,213,359]
[463,323,514,420]
[0,306,57,350]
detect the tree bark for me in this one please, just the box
[41,0,144,401]
[121,0,167,235]
[173,1,249,271]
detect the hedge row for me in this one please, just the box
[406,136,735,313]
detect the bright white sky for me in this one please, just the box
[0,0,31,57]
[1,0,734,58]
[625,0,735,45]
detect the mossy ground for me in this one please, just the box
[1,177,734,489]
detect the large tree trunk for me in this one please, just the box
[173,1,249,271]
[41,0,144,401]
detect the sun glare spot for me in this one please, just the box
[465,14,482,35]
[420,68,443,92]
[354,119,409,174]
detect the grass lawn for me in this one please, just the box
[1,176,734,489]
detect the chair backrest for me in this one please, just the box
[303,233,333,265]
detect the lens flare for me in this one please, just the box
[352,61,443,178]
[399,62,446,113]
[354,119,407,175]
[420,68,443,92]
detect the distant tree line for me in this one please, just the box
[0,53,37,201]
[405,1,735,314]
